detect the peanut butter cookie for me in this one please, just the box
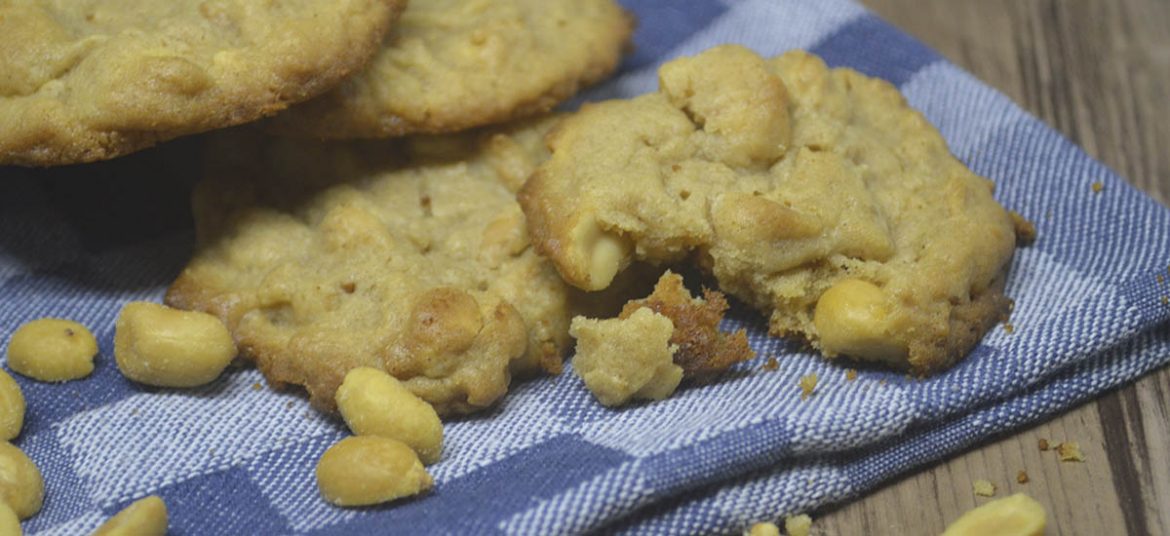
[166,118,571,415]
[519,46,1027,374]
[0,0,403,166]
[265,0,633,139]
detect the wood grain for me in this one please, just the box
[815,1,1170,535]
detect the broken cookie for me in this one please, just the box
[618,271,754,380]
[520,45,1026,374]
[569,308,682,407]
[569,271,753,406]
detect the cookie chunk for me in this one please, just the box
[519,46,1025,374]
[618,271,754,380]
[569,308,683,407]
[266,0,632,139]
[0,0,403,166]
[166,118,571,415]
[569,271,753,407]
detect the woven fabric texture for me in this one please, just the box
[3,0,1169,534]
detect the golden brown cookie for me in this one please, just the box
[265,0,633,139]
[0,0,403,166]
[519,45,1026,374]
[166,117,571,415]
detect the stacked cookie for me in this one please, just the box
[3,0,1028,417]
[2,0,634,414]
[1,0,631,165]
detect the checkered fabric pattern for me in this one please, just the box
[4,0,1169,534]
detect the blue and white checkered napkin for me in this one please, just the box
[4,0,1169,534]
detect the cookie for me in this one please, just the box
[0,0,403,166]
[617,271,754,381]
[519,45,1027,374]
[568,270,754,407]
[569,308,682,407]
[166,117,571,415]
[265,0,633,139]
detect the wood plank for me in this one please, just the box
[815,1,1170,534]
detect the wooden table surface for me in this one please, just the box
[817,1,1170,534]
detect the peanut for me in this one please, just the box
[114,302,236,387]
[6,318,97,382]
[315,436,432,507]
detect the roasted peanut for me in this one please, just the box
[6,318,97,382]
[0,502,19,536]
[114,302,236,387]
[813,279,907,365]
[784,514,812,536]
[564,217,630,292]
[316,436,432,506]
[942,493,1046,536]
[746,522,780,536]
[336,368,443,464]
[0,370,23,441]
[92,495,167,536]
[0,441,43,520]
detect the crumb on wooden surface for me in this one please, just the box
[973,479,996,497]
[1017,470,1029,484]
[1056,441,1085,462]
[799,373,818,400]
[1038,438,1049,451]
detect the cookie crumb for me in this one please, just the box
[1091,182,1104,194]
[973,479,996,497]
[1038,438,1049,451]
[799,373,818,400]
[1157,274,1164,285]
[1003,323,1015,334]
[784,514,812,536]
[619,272,756,379]
[845,368,858,382]
[1016,470,1029,484]
[762,357,779,371]
[1009,211,1037,246]
[252,382,262,391]
[1056,441,1085,462]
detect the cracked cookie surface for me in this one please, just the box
[0,0,402,166]
[166,117,571,415]
[265,0,632,139]
[519,45,1024,374]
